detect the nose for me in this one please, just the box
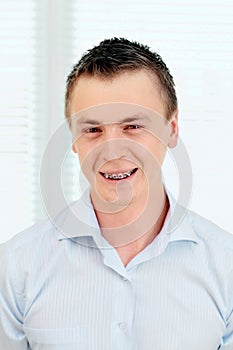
[102,126,128,161]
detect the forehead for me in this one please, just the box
[73,104,155,126]
[69,70,165,118]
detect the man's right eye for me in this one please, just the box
[86,127,102,133]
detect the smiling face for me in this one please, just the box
[70,70,178,211]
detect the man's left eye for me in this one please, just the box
[124,125,142,130]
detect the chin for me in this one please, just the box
[92,187,134,211]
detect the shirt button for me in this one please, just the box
[118,322,127,331]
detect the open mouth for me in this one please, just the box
[99,168,138,181]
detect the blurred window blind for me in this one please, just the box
[0,1,36,241]
[0,0,78,242]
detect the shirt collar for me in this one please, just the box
[54,187,198,245]
[165,189,198,244]
[54,189,101,241]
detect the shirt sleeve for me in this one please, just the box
[0,243,30,349]
[219,269,233,349]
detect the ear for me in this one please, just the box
[72,142,78,154]
[168,111,179,148]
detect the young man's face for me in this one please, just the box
[70,70,178,210]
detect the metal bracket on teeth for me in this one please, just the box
[104,170,133,179]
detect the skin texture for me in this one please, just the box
[69,70,179,265]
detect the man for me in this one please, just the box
[0,38,233,349]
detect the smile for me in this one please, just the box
[100,168,138,180]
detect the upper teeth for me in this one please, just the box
[102,169,135,180]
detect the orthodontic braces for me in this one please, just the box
[101,168,137,180]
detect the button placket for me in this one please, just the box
[110,271,136,350]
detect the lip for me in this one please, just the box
[100,168,136,174]
[99,168,138,182]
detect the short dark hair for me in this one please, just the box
[65,37,178,122]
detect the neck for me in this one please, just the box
[91,184,169,265]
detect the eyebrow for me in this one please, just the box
[77,113,152,126]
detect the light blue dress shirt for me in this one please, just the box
[1,189,233,350]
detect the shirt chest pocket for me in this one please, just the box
[24,327,87,350]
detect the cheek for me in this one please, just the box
[74,140,91,162]
[156,142,167,162]
[143,138,166,160]
[77,144,100,175]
